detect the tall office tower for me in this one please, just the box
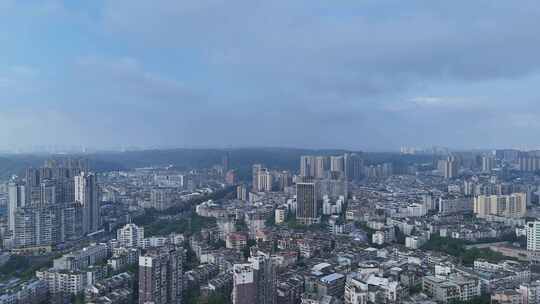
[117,223,145,248]
[474,193,527,218]
[8,183,25,234]
[233,253,276,304]
[296,180,320,225]
[256,169,273,192]
[75,172,99,234]
[222,152,230,173]
[139,246,184,304]
[300,156,316,177]
[252,164,264,192]
[482,155,496,172]
[344,153,364,181]
[442,156,458,179]
[314,156,330,179]
[330,155,345,174]
[528,221,540,251]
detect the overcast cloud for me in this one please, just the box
[1,0,540,151]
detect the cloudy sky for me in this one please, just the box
[2,0,540,151]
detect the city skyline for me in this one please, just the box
[6,2,540,304]
[2,1,540,150]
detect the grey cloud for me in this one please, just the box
[69,56,203,108]
[3,0,540,150]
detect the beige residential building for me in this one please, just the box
[474,193,527,218]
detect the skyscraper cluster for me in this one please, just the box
[6,159,100,252]
[296,153,362,225]
[300,153,363,181]
[518,151,540,172]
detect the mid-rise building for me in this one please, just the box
[37,270,87,295]
[117,223,145,248]
[275,208,286,224]
[226,233,247,251]
[53,243,108,271]
[345,273,403,304]
[151,188,175,211]
[422,274,480,304]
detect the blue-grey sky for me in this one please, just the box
[2,0,540,151]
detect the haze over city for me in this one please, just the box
[2,1,540,151]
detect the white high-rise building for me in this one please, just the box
[300,156,316,177]
[527,221,540,251]
[117,223,145,248]
[8,182,25,234]
[252,164,264,192]
[75,172,99,234]
[256,169,273,192]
